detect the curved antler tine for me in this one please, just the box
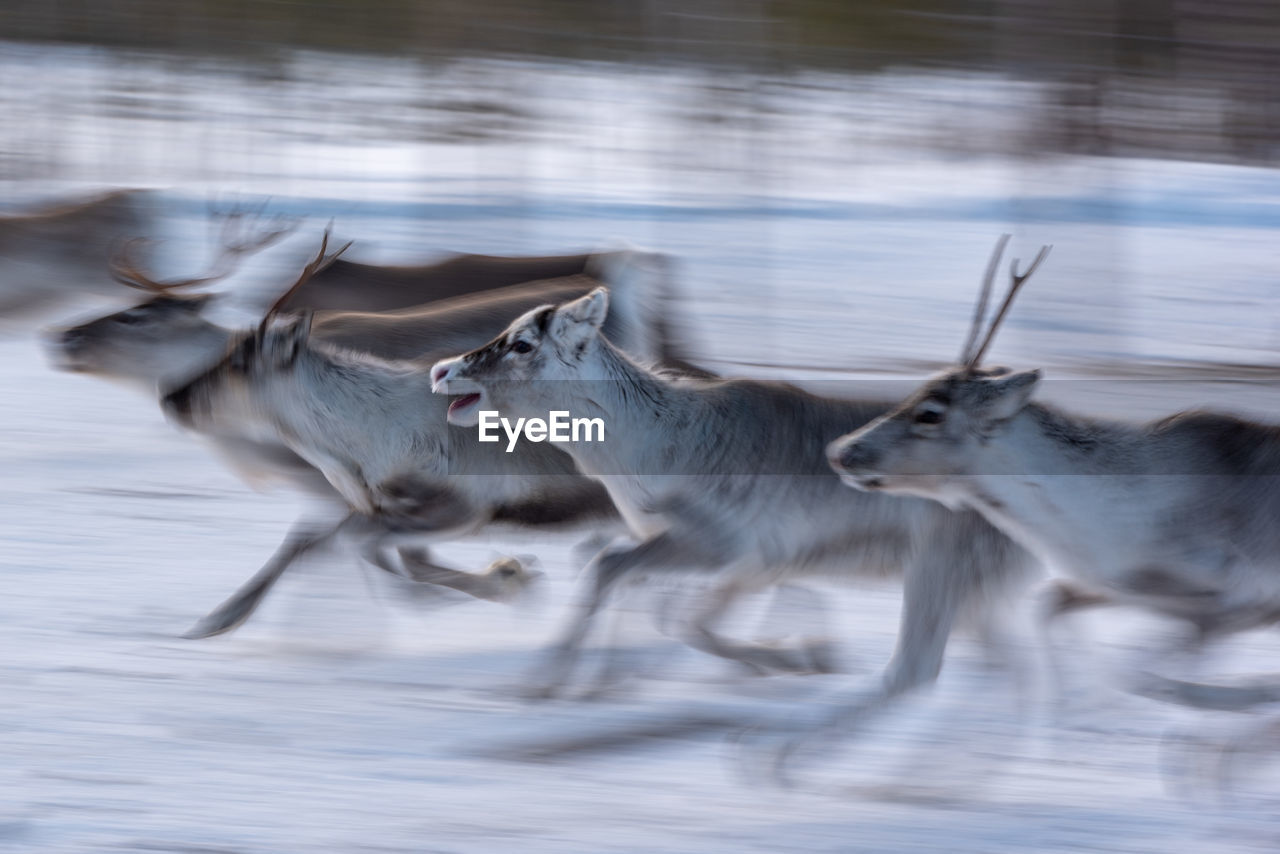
[968,243,1053,369]
[258,224,352,334]
[108,238,156,291]
[110,200,302,296]
[1011,244,1052,284]
[961,234,1011,367]
[108,237,215,292]
[215,198,298,254]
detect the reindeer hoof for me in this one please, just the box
[485,557,545,603]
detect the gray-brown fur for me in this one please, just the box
[431,288,1039,724]
[832,364,1280,711]
[162,316,623,635]
[272,252,597,313]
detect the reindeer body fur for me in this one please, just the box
[884,399,1280,633]
[176,336,611,531]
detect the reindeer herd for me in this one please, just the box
[9,189,1280,788]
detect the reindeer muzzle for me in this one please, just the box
[827,437,880,477]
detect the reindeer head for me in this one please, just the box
[47,292,231,387]
[828,237,1050,504]
[429,287,610,426]
[45,203,301,386]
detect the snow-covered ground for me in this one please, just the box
[2,42,1280,852]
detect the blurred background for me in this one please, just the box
[2,3,1280,852]
[1,0,1278,368]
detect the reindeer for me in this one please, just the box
[49,233,681,639]
[57,224,698,382]
[259,243,698,376]
[828,237,1280,713]
[0,189,153,319]
[160,304,624,588]
[428,286,1040,728]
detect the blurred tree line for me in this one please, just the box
[0,0,1276,163]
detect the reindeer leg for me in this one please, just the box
[355,488,538,604]
[1137,674,1280,712]
[678,580,837,676]
[366,541,538,604]
[527,530,726,699]
[767,540,972,784]
[1130,621,1280,712]
[1035,579,1114,719]
[577,591,667,699]
[185,512,360,639]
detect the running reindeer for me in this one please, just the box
[429,284,1039,723]
[0,189,154,319]
[157,247,670,638]
[829,236,1280,713]
[162,261,956,680]
[51,224,685,638]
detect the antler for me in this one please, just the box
[258,225,353,334]
[206,197,299,260]
[109,201,300,293]
[963,239,1052,371]
[959,233,1010,365]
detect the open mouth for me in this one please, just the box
[839,472,885,490]
[448,392,482,417]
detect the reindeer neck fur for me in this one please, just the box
[153,325,237,396]
[273,343,444,486]
[531,335,684,476]
[952,402,1280,595]
[987,403,1149,475]
[941,403,1151,564]
[517,334,964,565]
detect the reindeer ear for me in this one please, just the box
[549,288,608,350]
[558,287,609,330]
[982,369,1040,421]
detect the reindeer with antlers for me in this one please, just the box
[52,222,689,638]
[829,237,1280,713]
[157,236,644,637]
[428,277,1043,715]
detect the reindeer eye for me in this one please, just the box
[511,340,533,355]
[915,409,945,425]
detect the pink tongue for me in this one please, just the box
[448,393,480,415]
